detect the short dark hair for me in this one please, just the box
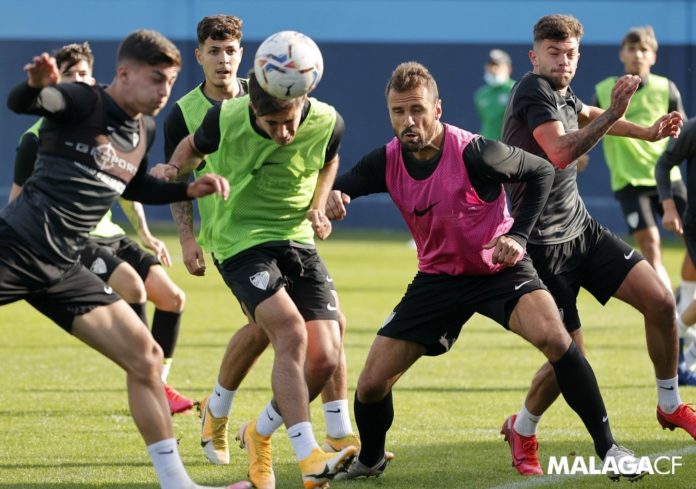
[197,14,243,45]
[248,69,302,117]
[533,14,584,44]
[54,42,93,72]
[622,25,658,52]
[117,30,181,67]
[385,61,439,101]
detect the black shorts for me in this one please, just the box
[378,255,546,356]
[614,182,687,233]
[80,236,159,282]
[0,220,119,332]
[215,242,337,322]
[527,218,643,332]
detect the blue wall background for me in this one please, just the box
[1,0,695,233]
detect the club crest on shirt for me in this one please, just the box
[92,143,137,175]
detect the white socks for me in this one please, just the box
[323,400,353,439]
[147,438,192,489]
[514,405,541,437]
[287,421,320,460]
[161,358,172,383]
[656,376,682,414]
[679,281,696,314]
[208,381,236,418]
[256,401,284,436]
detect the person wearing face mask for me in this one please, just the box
[473,49,515,140]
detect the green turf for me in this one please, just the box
[1,231,695,488]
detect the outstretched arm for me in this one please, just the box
[584,105,683,141]
[150,134,207,181]
[7,53,65,115]
[533,74,641,169]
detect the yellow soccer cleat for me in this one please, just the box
[299,446,357,489]
[198,395,230,465]
[322,432,361,453]
[237,419,275,489]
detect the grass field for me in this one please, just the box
[1,230,696,488]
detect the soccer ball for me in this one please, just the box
[253,31,324,100]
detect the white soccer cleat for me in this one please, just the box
[602,444,647,482]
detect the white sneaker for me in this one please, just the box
[602,444,647,482]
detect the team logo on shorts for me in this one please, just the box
[250,271,270,290]
[439,333,455,352]
[626,212,640,230]
[380,311,396,330]
[90,257,108,275]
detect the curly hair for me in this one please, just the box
[533,14,584,44]
[197,15,243,45]
[54,42,93,72]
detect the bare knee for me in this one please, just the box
[238,323,270,356]
[112,270,147,304]
[645,288,676,326]
[536,321,572,362]
[306,349,339,384]
[271,317,307,356]
[356,369,390,403]
[145,267,186,312]
[160,287,185,313]
[127,338,163,385]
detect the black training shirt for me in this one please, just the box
[502,72,590,245]
[4,81,190,264]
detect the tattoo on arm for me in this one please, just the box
[563,110,617,162]
[120,199,150,239]
[170,173,196,242]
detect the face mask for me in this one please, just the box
[484,72,508,87]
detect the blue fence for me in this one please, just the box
[1,0,693,234]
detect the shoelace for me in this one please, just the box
[211,417,228,447]
[252,433,273,473]
[521,439,540,463]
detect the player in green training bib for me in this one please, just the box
[595,26,696,386]
[153,54,357,486]
[162,17,360,483]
